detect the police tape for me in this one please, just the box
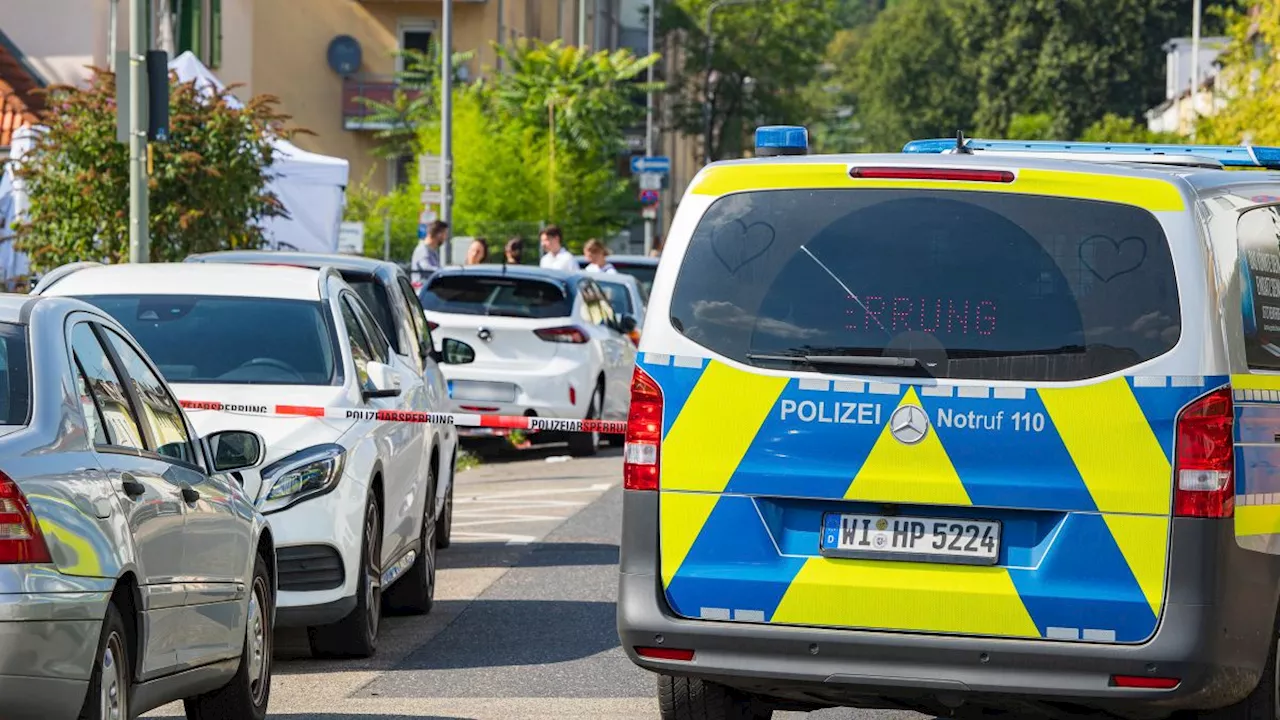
[178,400,627,435]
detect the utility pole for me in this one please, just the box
[1190,0,1202,141]
[128,0,149,263]
[643,0,656,255]
[108,0,119,72]
[441,0,454,263]
[496,0,504,72]
[579,0,587,47]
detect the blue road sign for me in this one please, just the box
[631,156,671,175]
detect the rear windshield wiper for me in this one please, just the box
[746,353,921,369]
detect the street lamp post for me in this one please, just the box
[441,0,454,262]
[643,0,656,255]
[703,0,787,164]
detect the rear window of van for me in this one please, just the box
[668,189,1180,382]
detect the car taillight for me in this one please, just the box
[0,472,51,564]
[535,326,589,344]
[1174,388,1234,518]
[627,330,640,346]
[624,366,663,491]
[427,321,439,331]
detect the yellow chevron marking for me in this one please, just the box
[658,492,721,588]
[772,556,1039,637]
[1103,514,1169,617]
[660,361,787,494]
[1038,378,1171,515]
[1238,504,1280,537]
[845,387,971,506]
[688,165,1185,213]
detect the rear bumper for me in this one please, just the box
[442,362,593,431]
[617,491,1280,718]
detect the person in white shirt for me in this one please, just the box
[583,238,617,273]
[538,225,579,272]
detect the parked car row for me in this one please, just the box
[6,253,483,719]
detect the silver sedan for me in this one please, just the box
[0,294,276,720]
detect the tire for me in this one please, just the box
[436,453,454,550]
[657,674,772,720]
[385,463,438,615]
[308,493,381,659]
[1205,614,1278,720]
[568,385,602,457]
[184,554,273,720]
[79,601,130,720]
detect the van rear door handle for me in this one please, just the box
[120,473,146,498]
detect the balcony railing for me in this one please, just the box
[342,76,423,131]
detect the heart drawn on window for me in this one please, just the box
[1079,234,1148,283]
[711,219,776,275]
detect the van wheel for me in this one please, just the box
[308,493,381,659]
[568,386,602,457]
[657,674,772,720]
[184,554,273,720]
[1206,613,1278,720]
[79,601,130,720]
[385,463,437,615]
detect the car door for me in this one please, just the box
[69,320,189,680]
[580,280,634,420]
[98,326,250,667]
[339,293,423,561]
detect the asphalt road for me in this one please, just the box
[149,444,921,719]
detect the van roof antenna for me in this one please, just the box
[955,130,973,155]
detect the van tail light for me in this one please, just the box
[624,366,663,491]
[0,472,51,564]
[849,167,1015,183]
[535,326,589,344]
[1174,388,1235,518]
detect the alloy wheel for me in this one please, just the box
[365,504,382,639]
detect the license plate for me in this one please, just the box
[449,380,518,403]
[820,513,1001,565]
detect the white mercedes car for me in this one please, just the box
[37,262,475,659]
[416,265,637,456]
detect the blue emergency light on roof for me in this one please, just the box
[902,137,1280,169]
[755,126,809,157]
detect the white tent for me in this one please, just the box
[169,52,349,253]
[0,52,349,283]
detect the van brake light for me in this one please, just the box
[1174,388,1234,518]
[849,167,1015,183]
[624,366,662,491]
[0,471,51,564]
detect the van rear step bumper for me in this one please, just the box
[617,493,1280,719]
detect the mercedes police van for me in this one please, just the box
[618,129,1280,720]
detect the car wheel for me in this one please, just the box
[567,385,602,457]
[184,554,273,720]
[308,493,381,659]
[385,463,438,615]
[79,601,129,720]
[436,453,454,550]
[1206,613,1278,720]
[657,674,772,720]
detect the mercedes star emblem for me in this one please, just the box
[889,405,929,445]
[477,327,493,342]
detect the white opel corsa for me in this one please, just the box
[38,262,475,659]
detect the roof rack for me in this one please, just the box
[29,261,105,295]
[903,138,1280,169]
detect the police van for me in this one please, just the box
[617,129,1280,720]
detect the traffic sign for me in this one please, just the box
[631,156,671,175]
[639,189,660,206]
[418,154,441,186]
[638,172,662,190]
[642,206,658,220]
[421,189,443,204]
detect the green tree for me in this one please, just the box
[14,68,287,271]
[663,0,839,161]
[1197,1,1280,145]
[805,21,876,153]
[357,44,475,161]
[343,172,424,262]
[1080,113,1183,143]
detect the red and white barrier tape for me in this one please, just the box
[178,400,627,435]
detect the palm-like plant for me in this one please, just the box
[360,43,474,159]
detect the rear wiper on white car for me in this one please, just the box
[746,353,921,369]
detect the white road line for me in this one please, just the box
[454,500,590,511]
[451,515,569,528]
[456,483,614,502]
[449,530,538,545]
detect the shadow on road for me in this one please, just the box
[461,442,624,466]
[440,541,618,570]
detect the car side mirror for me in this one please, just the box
[441,338,475,365]
[363,361,402,399]
[205,430,265,473]
[617,314,638,334]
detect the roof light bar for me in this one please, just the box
[903,138,1280,169]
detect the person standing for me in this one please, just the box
[504,237,526,264]
[411,220,449,284]
[583,239,617,273]
[539,225,578,272]
[465,238,488,265]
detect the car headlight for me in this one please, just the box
[259,444,346,514]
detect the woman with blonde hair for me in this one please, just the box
[583,238,617,273]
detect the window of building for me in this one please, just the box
[174,0,222,69]
[397,21,437,72]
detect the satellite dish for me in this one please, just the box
[327,36,363,76]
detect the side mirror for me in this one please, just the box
[617,314,638,334]
[363,361,402,399]
[441,338,475,365]
[206,430,265,473]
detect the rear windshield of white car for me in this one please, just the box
[420,275,572,319]
[0,323,30,424]
[668,189,1181,382]
[79,295,341,385]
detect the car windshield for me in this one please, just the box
[79,295,340,385]
[420,275,572,318]
[344,275,399,353]
[595,279,634,316]
[669,188,1181,382]
[0,323,30,425]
